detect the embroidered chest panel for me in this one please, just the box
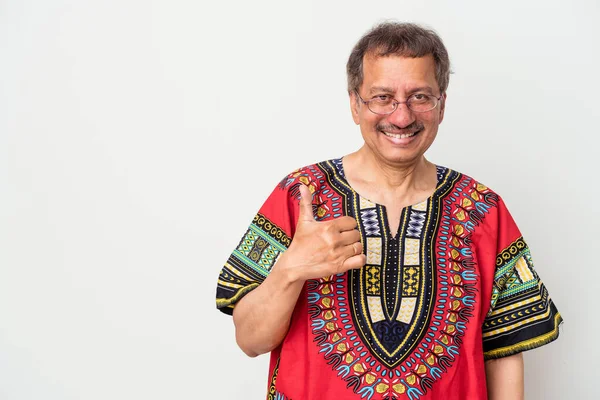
[302,160,498,399]
[350,195,437,368]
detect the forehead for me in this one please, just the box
[361,53,439,93]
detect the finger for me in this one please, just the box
[341,254,366,271]
[339,230,361,246]
[343,241,363,259]
[297,184,314,222]
[334,216,358,232]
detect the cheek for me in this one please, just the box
[419,113,440,127]
[360,114,383,130]
[359,119,382,142]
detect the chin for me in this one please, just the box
[377,148,421,166]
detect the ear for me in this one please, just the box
[438,92,447,124]
[350,91,361,125]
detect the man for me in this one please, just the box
[216,22,562,400]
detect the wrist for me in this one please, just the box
[272,251,305,287]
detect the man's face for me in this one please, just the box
[350,54,446,166]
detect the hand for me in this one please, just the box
[277,184,366,282]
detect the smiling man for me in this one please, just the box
[216,22,562,400]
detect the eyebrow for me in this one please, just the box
[368,86,435,95]
[368,86,396,94]
[407,86,435,95]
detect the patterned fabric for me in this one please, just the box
[215,159,562,400]
[482,238,561,359]
[216,212,291,315]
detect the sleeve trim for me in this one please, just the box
[216,283,260,311]
[487,294,541,318]
[483,312,563,360]
[483,305,551,338]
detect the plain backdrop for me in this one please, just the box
[1,0,599,399]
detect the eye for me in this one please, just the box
[372,95,391,103]
[410,93,429,103]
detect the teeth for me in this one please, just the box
[383,131,417,139]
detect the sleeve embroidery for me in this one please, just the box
[216,213,291,315]
[482,237,562,359]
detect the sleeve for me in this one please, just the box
[215,172,305,315]
[481,198,563,360]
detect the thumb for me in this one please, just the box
[297,184,315,222]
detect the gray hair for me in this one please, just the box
[346,22,451,94]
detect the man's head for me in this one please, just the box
[347,22,451,166]
[347,22,450,96]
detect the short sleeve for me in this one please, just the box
[482,199,563,360]
[215,174,303,315]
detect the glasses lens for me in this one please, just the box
[368,99,396,115]
[408,95,437,112]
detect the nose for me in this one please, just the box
[386,103,416,128]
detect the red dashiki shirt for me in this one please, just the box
[216,158,562,400]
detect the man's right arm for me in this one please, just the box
[232,253,304,357]
[232,184,366,357]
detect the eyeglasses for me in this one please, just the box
[354,90,442,114]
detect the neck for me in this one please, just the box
[348,146,433,192]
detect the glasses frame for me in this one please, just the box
[354,90,442,115]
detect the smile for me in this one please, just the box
[382,130,420,139]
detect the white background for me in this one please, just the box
[1,0,598,399]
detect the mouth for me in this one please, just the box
[382,130,420,139]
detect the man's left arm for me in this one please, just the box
[480,196,562,399]
[485,353,524,400]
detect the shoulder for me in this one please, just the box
[277,158,341,197]
[441,166,513,229]
[275,158,344,222]
[442,166,525,244]
[252,160,337,239]
[442,166,504,205]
